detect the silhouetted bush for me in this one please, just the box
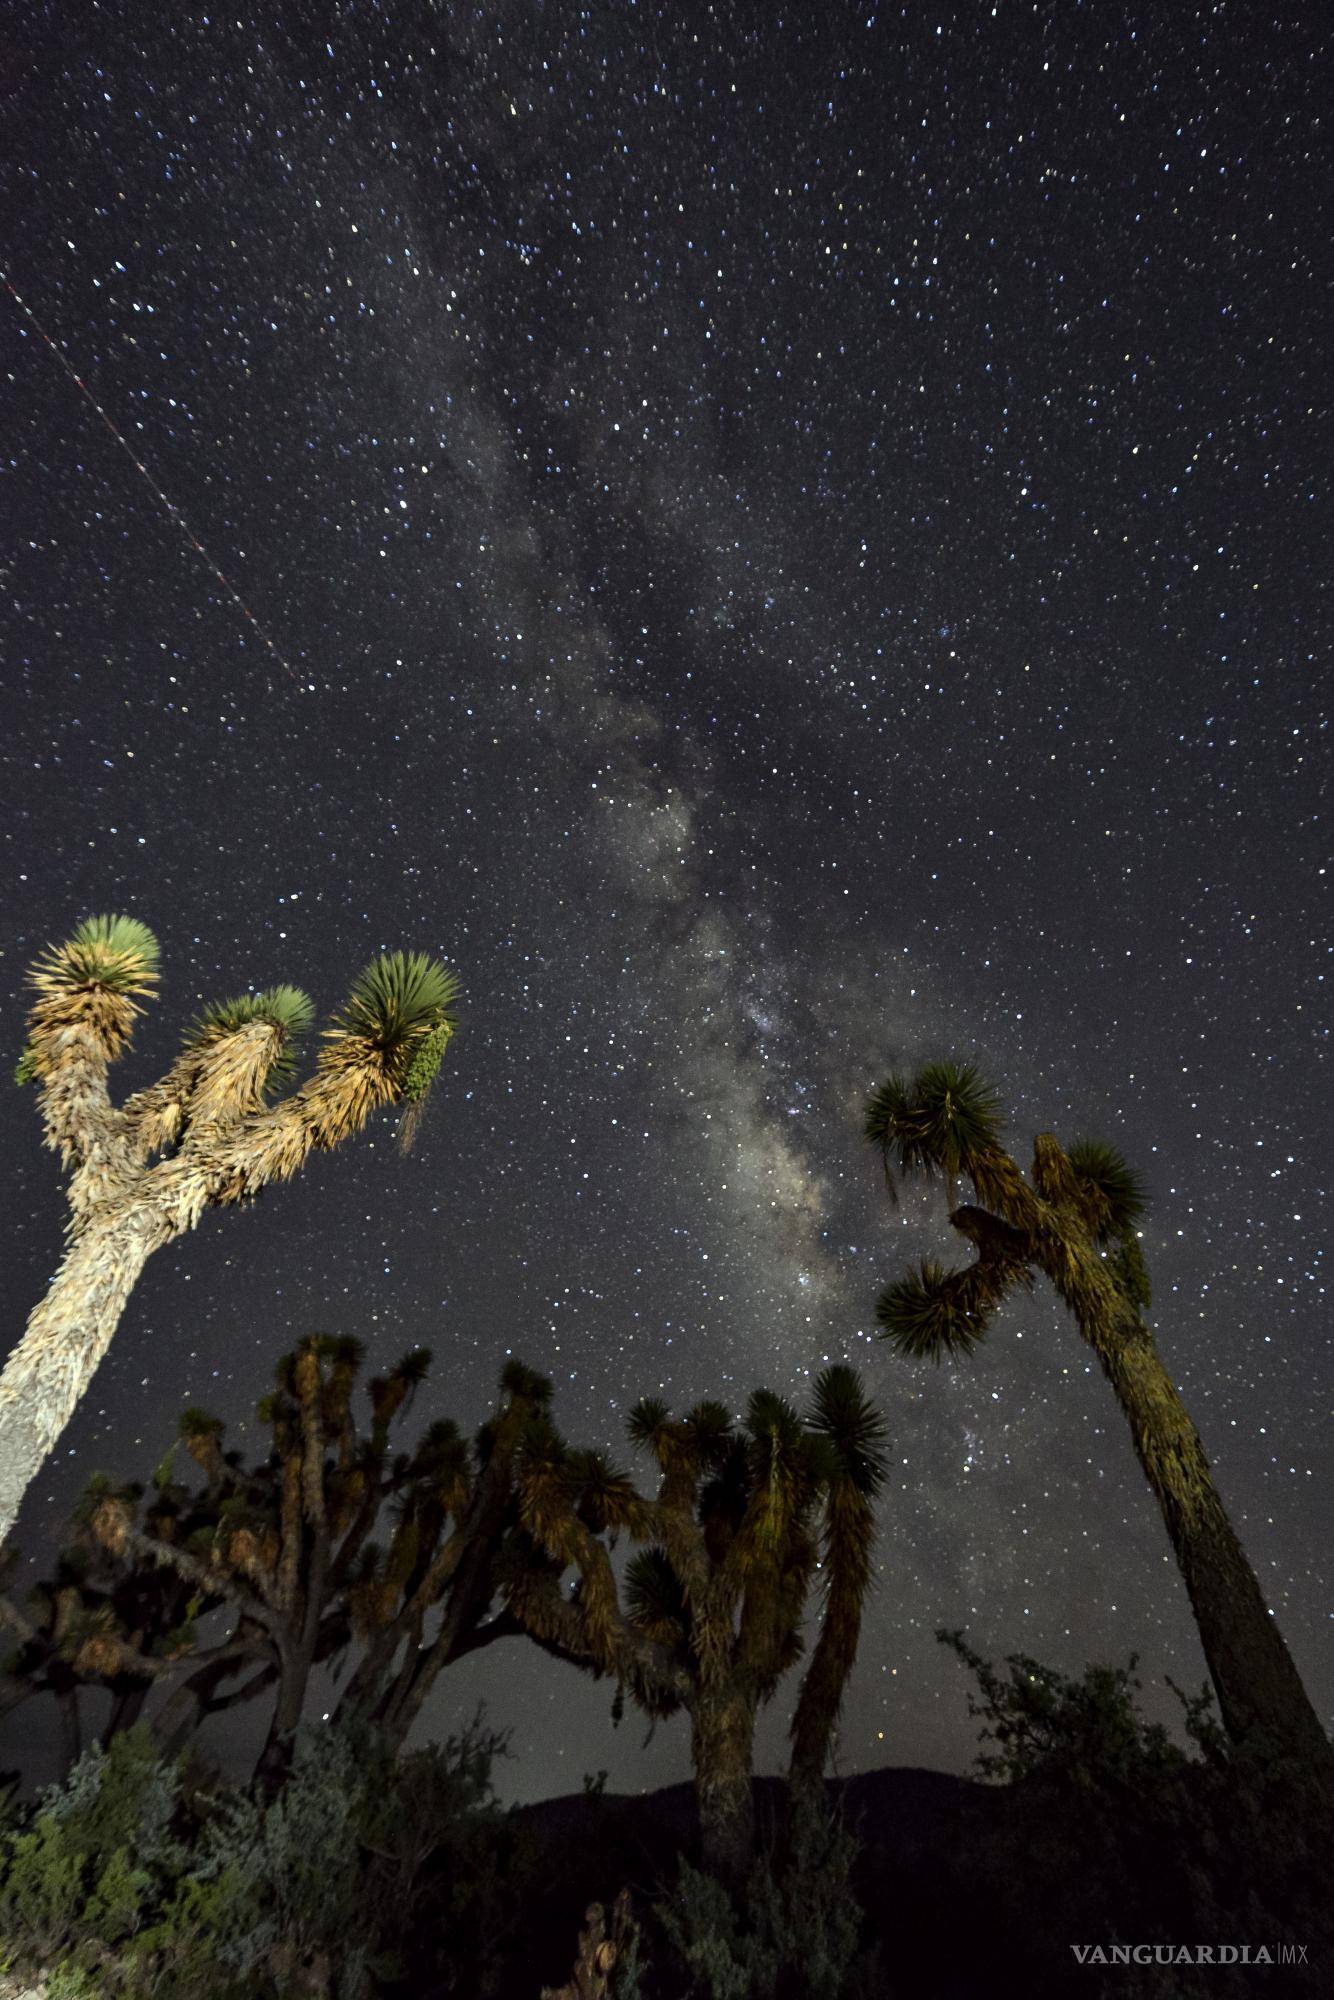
[936,1629,1332,1997]
[644,1788,880,2000]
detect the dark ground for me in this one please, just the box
[502,1764,1330,2000]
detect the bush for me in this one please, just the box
[936,1630,1333,1995]
[648,1789,879,2000]
[0,1715,515,1999]
[935,1627,1211,1792]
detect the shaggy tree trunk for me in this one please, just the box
[0,1208,171,1542]
[253,1639,314,1792]
[1098,1320,1334,1780]
[691,1684,757,1887]
[104,1681,150,1741]
[56,1683,83,1774]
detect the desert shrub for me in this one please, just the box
[0,1727,188,1978]
[0,1714,514,1999]
[648,1789,878,2000]
[937,1630,1333,1996]
[936,1628,1207,1792]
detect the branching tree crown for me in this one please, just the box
[0,917,460,1542]
[506,1366,888,1884]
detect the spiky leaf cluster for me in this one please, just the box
[626,1398,672,1455]
[333,953,459,1071]
[806,1366,889,1498]
[183,985,316,1089]
[1066,1139,1150,1241]
[876,1260,993,1362]
[625,1546,690,1642]
[30,915,161,998]
[865,1060,1004,1188]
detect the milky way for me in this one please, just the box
[2,2,1329,1799]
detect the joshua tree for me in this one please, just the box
[508,1367,888,1885]
[0,1444,250,1771]
[1,915,458,1542]
[866,1059,1333,1783]
[87,1338,551,1783]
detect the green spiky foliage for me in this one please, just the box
[1065,1138,1149,1240]
[324,951,458,1152]
[805,1365,888,1500]
[865,1056,1334,1786]
[683,1400,735,1469]
[865,1059,1003,1191]
[626,1397,673,1454]
[625,1546,691,1642]
[32,915,161,998]
[498,1359,554,1406]
[183,986,316,1090]
[876,1260,994,1362]
[13,1046,37,1087]
[331,952,458,1073]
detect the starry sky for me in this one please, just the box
[2,1,1330,1801]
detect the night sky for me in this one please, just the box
[2,2,1329,1802]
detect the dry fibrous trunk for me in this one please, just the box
[254,1639,318,1792]
[1097,1321,1334,1779]
[0,1208,171,1540]
[690,1685,757,1888]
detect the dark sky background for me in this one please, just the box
[2,1,1329,1803]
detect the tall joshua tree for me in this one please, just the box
[866,1059,1333,1782]
[1,916,458,1543]
[508,1367,887,1885]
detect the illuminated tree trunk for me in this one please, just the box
[1095,1319,1334,1777]
[691,1684,757,1887]
[0,1207,171,1541]
[4,918,458,1549]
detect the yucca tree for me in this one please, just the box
[0,1408,279,1773]
[866,1060,1333,1783]
[84,1338,549,1783]
[508,1369,888,1885]
[0,917,459,1543]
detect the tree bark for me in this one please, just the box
[104,1680,150,1741]
[690,1684,756,1887]
[1096,1319,1334,1780]
[56,1684,82,1774]
[253,1638,314,1792]
[0,1207,171,1543]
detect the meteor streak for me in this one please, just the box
[4,272,301,682]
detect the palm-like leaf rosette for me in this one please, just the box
[865,1059,1004,1201]
[21,915,162,1075]
[321,952,460,1150]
